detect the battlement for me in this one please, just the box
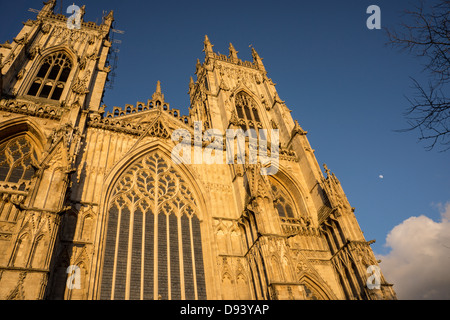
[104,81,191,126]
[202,35,266,72]
[212,52,259,70]
[35,0,113,31]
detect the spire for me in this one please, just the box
[152,80,164,102]
[80,5,86,22]
[105,10,114,21]
[188,76,195,95]
[43,0,57,10]
[228,43,238,62]
[251,46,265,71]
[195,58,202,75]
[203,35,214,56]
[102,10,114,30]
[38,0,56,18]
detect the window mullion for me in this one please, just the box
[36,59,55,98]
[49,64,65,99]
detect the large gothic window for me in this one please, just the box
[100,153,206,300]
[27,52,72,100]
[235,92,263,139]
[0,136,37,185]
[0,135,38,222]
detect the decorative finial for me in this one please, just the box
[228,43,238,61]
[152,80,164,102]
[80,5,86,20]
[105,10,114,20]
[195,58,202,75]
[251,46,265,71]
[323,164,330,176]
[292,120,307,136]
[203,35,214,54]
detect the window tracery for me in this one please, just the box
[0,136,37,185]
[234,92,263,136]
[100,152,206,300]
[0,135,39,229]
[271,183,295,219]
[27,52,72,100]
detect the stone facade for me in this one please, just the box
[0,1,396,300]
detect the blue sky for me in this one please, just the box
[1,0,449,298]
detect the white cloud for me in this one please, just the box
[376,202,450,300]
[378,174,384,179]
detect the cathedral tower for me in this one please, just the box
[0,0,113,299]
[188,35,396,300]
[0,2,396,300]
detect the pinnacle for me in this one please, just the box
[152,80,164,102]
[203,35,214,54]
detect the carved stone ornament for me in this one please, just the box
[41,23,51,34]
[71,71,90,95]
[13,33,29,45]
[27,45,41,60]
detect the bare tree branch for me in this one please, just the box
[386,1,450,151]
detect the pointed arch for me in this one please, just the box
[20,45,77,101]
[0,136,38,185]
[96,142,209,300]
[270,254,283,282]
[215,226,228,254]
[79,211,94,242]
[30,233,47,269]
[230,85,261,109]
[221,272,235,299]
[37,45,79,65]
[236,271,252,300]
[0,117,46,154]
[72,247,91,270]
[297,273,337,300]
[0,120,45,225]
[268,166,312,221]
[233,90,266,134]
[229,226,242,255]
[11,232,32,268]
[66,258,89,301]
[100,141,208,221]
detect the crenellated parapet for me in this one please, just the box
[102,81,191,126]
[0,98,65,120]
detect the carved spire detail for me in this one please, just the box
[229,43,238,61]
[251,46,265,71]
[203,35,214,56]
[152,80,165,102]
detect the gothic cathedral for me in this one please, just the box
[0,1,396,300]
